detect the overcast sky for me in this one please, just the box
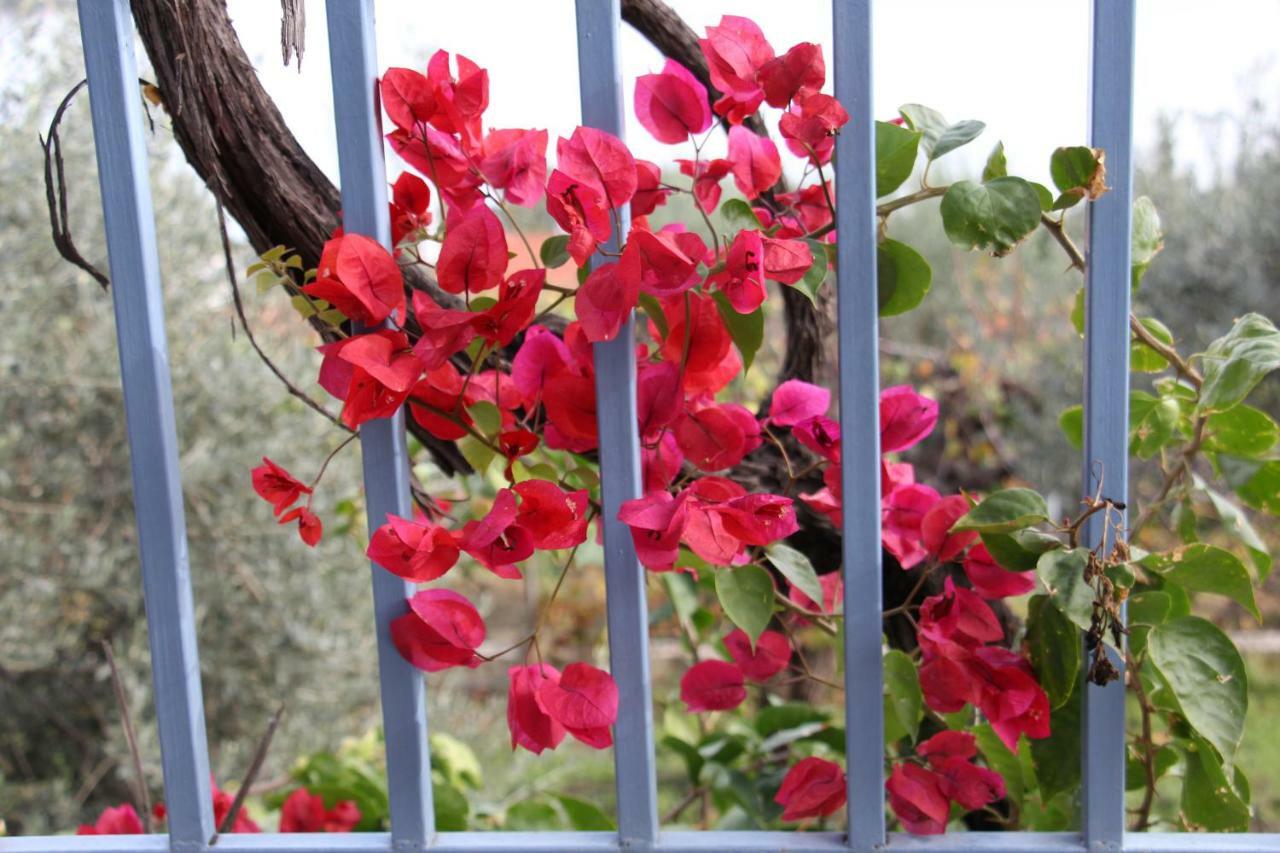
[218,0,1280,191]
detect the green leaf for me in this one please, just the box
[554,795,615,831]
[458,435,496,474]
[755,703,827,738]
[467,400,502,436]
[506,798,562,830]
[931,119,985,160]
[953,487,1049,533]
[1131,196,1163,290]
[980,528,1062,572]
[433,782,470,831]
[1201,482,1273,578]
[1181,736,1250,831]
[1036,549,1094,633]
[875,120,922,197]
[1139,544,1260,621]
[940,177,1043,255]
[1131,316,1174,372]
[883,649,923,743]
[1125,743,1178,791]
[1030,181,1054,212]
[1205,404,1279,457]
[1131,394,1182,459]
[877,238,932,316]
[429,733,482,790]
[982,141,1008,181]
[719,198,759,230]
[661,734,704,783]
[1026,595,1080,709]
[897,103,949,155]
[711,291,764,372]
[714,565,775,648]
[1048,146,1104,210]
[539,235,571,269]
[1058,405,1083,450]
[1236,460,1280,515]
[1030,683,1081,802]
[1128,590,1172,627]
[764,543,824,609]
[638,292,668,340]
[792,239,830,305]
[1198,312,1280,413]
[1147,616,1247,763]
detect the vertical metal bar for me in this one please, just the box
[832,1,885,847]
[325,0,434,845]
[77,0,215,843]
[1083,1,1135,849]
[574,0,659,846]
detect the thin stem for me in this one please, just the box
[100,640,152,832]
[1127,654,1159,831]
[308,432,358,492]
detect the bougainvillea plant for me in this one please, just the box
[223,11,1279,836]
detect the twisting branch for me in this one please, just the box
[41,79,109,290]
[216,203,350,431]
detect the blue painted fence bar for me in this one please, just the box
[573,0,661,846]
[76,0,215,845]
[324,0,435,846]
[1082,1,1137,850]
[20,1,1266,852]
[832,1,885,849]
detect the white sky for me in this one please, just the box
[219,0,1280,190]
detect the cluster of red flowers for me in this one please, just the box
[76,783,357,835]
[242,13,1052,835]
[887,732,1005,835]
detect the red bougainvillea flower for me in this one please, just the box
[278,789,361,833]
[962,542,1036,599]
[534,662,618,749]
[391,588,485,672]
[919,577,1004,650]
[388,126,484,210]
[700,15,774,123]
[676,157,733,213]
[381,66,437,132]
[779,93,850,166]
[77,804,144,835]
[719,492,798,546]
[635,59,712,144]
[707,228,766,313]
[302,232,405,325]
[618,489,689,571]
[917,730,978,766]
[317,329,422,430]
[632,159,672,217]
[512,479,590,550]
[793,415,841,462]
[542,367,599,451]
[407,362,473,441]
[577,260,639,343]
[642,431,684,492]
[459,489,535,578]
[775,757,847,821]
[882,483,942,569]
[887,762,950,835]
[473,269,545,347]
[437,203,508,294]
[676,402,759,472]
[788,569,844,617]
[768,378,831,427]
[279,506,323,547]
[620,228,700,298]
[680,659,746,712]
[724,628,791,681]
[762,237,814,285]
[507,663,567,754]
[727,125,782,199]
[367,514,460,582]
[151,779,260,834]
[480,128,548,206]
[758,42,825,108]
[545,169,612,266]
[556,126,638,210]
[972,647,1051,749]
[423,49,489,149]
[390,172,432,247]
[920,495,978,562]
[636,362,682,440]
[775,182,833,236]
[655,292,741,395]
[935,756,1006,811]
[881,385,939,453]
[511,326,572,407]
[408,291,477,369]
[251,457,311,516]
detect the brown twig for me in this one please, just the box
[100,640,153,832]
[41,79,110,289]
[1126,653,1159,831]
[216,202,350,431]
[212,705,284,841]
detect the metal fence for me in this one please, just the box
[8,0,1279,851]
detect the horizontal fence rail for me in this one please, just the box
[9,0,1274,851]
